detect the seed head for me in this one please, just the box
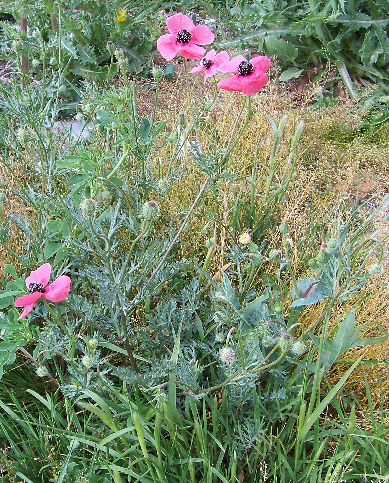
[82,355,92,367]
[36,365,48,377]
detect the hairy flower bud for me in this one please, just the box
[279,333,292,352]
[239,232,251,245]
[36,365,48,377]
[142,200,160,222]
[368,263,383,276]
[219,347,235,362]
[316,248,326,264]
[152,66,163,81]
[118,55,129,74]
[157,178,169,194]
[17,126,32,147]
[80,198,97,218]
[106,41,115,55]
[82,355,92,367]
[274,302,283,313]
[88,338,98,350]
[12,38,23,54]
[327,238,338,249]
[290,341,306,356]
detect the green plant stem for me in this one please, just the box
[41,299,75,359]
[107,142,129,180]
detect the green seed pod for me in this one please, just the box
[118,55,129,74]
[80,198,97,218]
[114,48,123,60]
[142,200,160,222]
[17,126,32,147]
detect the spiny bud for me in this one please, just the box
[290,341,306,356]
[157,178,169,194]
[36,365,48,377]
[31,58,40,68]
[80,198,97,218]
[327,238,338,249]
[118,55,129,74]
[368,263,383,276]
[152,67,163,81]
[114,48,123,60]
[82,355,92,367]
[316,248,326,264]
[268,248,280,260]
[17,126,32,147]
[106,41,115,55]
[205,238,215,249]
[141,200,160,221]
[279,333,292,352]
[12,38,23,54]
[274,302,283,314]
[49,57,57,66]
[219,347,235,362]
[88,338,98,350]
[75,112,84,122]
[239,232,251,245]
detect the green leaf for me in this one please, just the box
[279,67,304,82]
[265,35,298,62]
[291,278,330,308]
[139,118,151,140]
[54,247,69,267]
[44,242,63,260]
[66,173,90,188]
[5,264,18,278]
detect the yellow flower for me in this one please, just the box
[117,9,126,22]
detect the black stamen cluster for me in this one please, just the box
[176,29,192,44]
[238,61,254,76]
[28,282,46,294]
[202,58,214,69]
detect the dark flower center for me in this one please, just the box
[28,282,46,294]
[238,61,254,76]
[176,29,192,44]
[202,58,214,69]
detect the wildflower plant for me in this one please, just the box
[0,7,388,481]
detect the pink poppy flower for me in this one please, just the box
[217,55,271,96]
[157,13,214,61]
[189,49,230,83]
[14,263,71,319]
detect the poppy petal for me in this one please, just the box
[25,263,51,288]
[157,34,178,61]
[240,72,269,95]
[191,25,214,45]
[189,65,205,74]
[166,13,195,34]
[217,75,243,92]
[251,55,271,73]
[18,304,36,320]
[219,55,246,74]
[214,51,230,67]
[14,291,43,307]
[177,43,205,60]
[44,276,71,302]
